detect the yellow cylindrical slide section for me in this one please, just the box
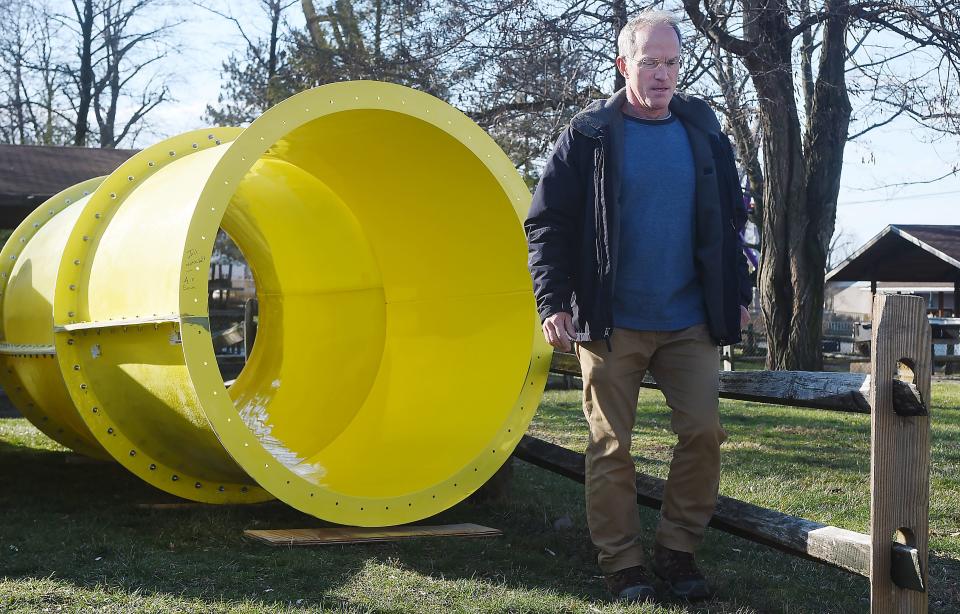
[28,80,551,525]
[0,179,110,459]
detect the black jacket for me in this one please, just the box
[524,89,752,346]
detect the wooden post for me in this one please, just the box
[722,345,734,371]
[869,293,931,613]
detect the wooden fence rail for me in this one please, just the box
[517,293,931,613]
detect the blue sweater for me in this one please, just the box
[613,114,706,331]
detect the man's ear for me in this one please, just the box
[615,56,628,79]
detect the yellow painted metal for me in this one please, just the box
[52,127,271,502]
[43,80,548,524]
[0,179,109,459]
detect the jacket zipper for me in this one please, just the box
[592,138,615,351]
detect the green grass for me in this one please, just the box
[1,383,960,613]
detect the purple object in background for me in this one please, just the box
[741,180,760,269]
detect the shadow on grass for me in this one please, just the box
[0,442,613,611]
[4,390,960,613]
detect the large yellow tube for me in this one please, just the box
[41,81,550,525]
[0,179,110,459]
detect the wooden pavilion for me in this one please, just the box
[827,224,960,316]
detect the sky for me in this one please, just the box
[119,2,959,256]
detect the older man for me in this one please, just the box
[524,9,752,603]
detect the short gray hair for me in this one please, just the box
[617,9,682,59]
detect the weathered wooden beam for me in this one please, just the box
[514,435,923,591]
[549,353,925,415]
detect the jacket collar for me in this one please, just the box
[570,87,722,137]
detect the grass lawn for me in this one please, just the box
[1,382,959,613]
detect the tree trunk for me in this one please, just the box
[747,0,850,371]
[740,4,820,370]
[73,0,94,146]
[612,0,626,91]
[301,0,324,49]
[796,0,852,364]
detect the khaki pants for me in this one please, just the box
[575,324,726,574]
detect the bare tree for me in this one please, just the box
[203,0,297,126]
[681,0,960,369]
[55,0,179,147]
[0,2,72,144]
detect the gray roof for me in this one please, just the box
[0,144,136,228]
[826,225,960,283]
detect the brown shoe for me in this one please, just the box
[604,565,657,603]
[652,543,714,601]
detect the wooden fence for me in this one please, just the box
[514,293,931,613]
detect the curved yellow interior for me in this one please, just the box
[224,109,534,497]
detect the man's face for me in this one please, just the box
[616,25,681,117]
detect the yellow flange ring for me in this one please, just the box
[53,127,271,502]
[0,178,110,459]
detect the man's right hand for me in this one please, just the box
[542,312,576,352]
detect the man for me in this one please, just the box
[524,9,752,604]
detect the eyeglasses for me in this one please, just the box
[628,56,682,70]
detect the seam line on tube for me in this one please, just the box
[54,314,209,333]
[0,343,56,356]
